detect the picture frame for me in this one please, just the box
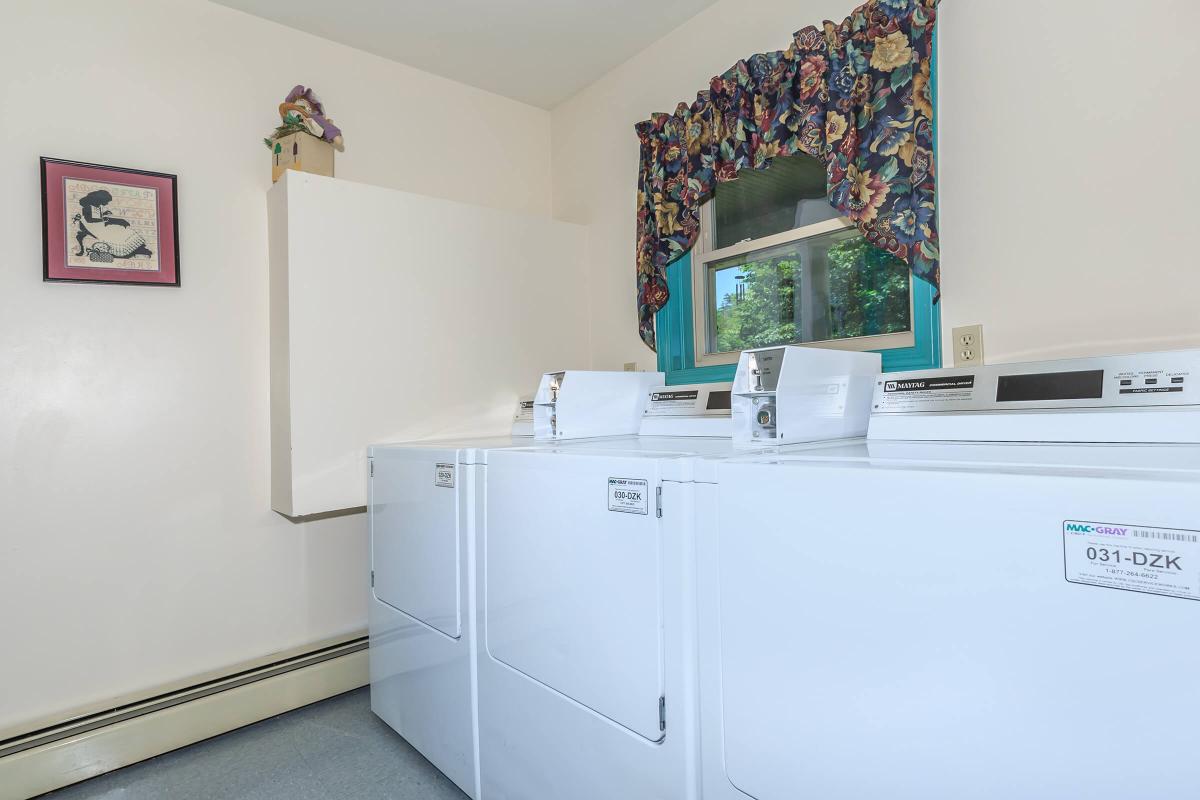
[41,157,180,286]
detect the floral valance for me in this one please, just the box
[634,0,940,350]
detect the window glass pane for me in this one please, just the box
[707,228,911,354]
[711,154,838,250]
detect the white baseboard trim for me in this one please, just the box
[0,641,369,800]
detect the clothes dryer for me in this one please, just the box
[695,350,1200,800]
[476,347,880,800]
[368,373,660,798]
[369,432,527,797]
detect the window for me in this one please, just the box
[693,154,915,366]
[654,34,940,385]
[651,31,940,385]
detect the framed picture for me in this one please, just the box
[41,157,180,286]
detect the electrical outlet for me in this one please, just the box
[952,324,985,367]
[623,362,639,372]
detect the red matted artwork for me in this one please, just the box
[41,158,180,286]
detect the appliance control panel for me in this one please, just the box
[873,350,1200,415]
[642,383,733,419]
[639,382,734,437]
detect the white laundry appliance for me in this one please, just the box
[476,346,880,800]
[533,369,664,440]
[695,349,1200,800]
[368,373,660,799]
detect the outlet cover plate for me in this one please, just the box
[952,324,985,367]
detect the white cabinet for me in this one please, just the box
[269,172,590,516]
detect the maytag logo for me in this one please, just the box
[1065,522,1128,536]
[884,379,937,391]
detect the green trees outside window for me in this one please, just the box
[709,229,911,354]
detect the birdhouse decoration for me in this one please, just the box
[264,85,345,183]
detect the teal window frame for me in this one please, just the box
[655,252,940,383]
[655,33,940,384]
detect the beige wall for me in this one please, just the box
[936,0,1200,361]
[0,0,552,733]
[552,0,1200,369]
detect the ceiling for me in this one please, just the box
[213,0,718,109]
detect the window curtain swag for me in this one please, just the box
[634,0,940,350]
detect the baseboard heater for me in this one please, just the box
[0,636,369,800]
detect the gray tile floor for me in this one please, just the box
[42,688,469,800]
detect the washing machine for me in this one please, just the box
[368,371,660,799]
[695,349,1200,800]
[476,346,881,800]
